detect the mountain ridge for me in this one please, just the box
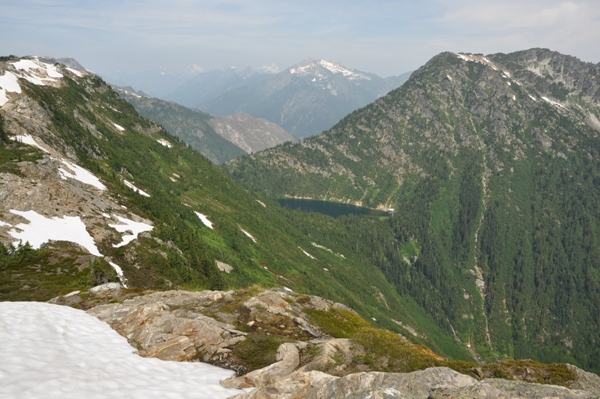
[223,48,600,372]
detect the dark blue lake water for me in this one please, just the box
[278,198,392,218]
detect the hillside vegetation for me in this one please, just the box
[224,49,600,372]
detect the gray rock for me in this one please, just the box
[431,378,597,399]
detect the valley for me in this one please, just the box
[1,48,600,398]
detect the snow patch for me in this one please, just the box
[255,199,266,208]
[156,138,172,148]
[0,302,240,399]
[446,74,453,81]
[58,159,106,190]
[66,67,83,77]
[7,210,101,256]
[298,246,316,260]
[109,215,153,248]
[240,228,256,243]
[195,212,214,229]
[0,220,11,227]
[529,95,537,101]
[317,60,371,81]
[542,96,565,108]
[123,180,151,197]
[0,71,22,106]
[283,286,293,293]
[113,123,125,131]
[512,95,516,101]
[11,134,50,153]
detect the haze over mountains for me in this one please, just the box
[103,59,411,139]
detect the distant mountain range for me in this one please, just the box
[101,59,412,139]
[198,59,412,138]
[114,86,296,163]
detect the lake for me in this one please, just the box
[278,198,392,218]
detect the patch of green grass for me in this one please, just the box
[232,333,292,371]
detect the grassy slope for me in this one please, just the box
[0,71,473,362]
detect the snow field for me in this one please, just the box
[113,122,125,131]
[109,215,153,248]
[7,210,101,256]
[240,228,256,243]
[0,302,242,399]
[195,212,214,229]
[298,246,316,260]
[11,134,49,153]
[156,138,173,148]
[0,72,21,106]
[58,159,106,190]
[123,179,151,197]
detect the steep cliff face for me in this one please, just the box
[224,49,600,371]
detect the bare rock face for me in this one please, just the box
[221,342,300,389]
[567,364,600,396]
[87,290,247,369]
[430,378,596,399]
[208,113,297,154]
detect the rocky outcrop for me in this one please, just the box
[229,366,600,399]
[87,290,248,370]
[222,342,300,389]
[208,113,296,154]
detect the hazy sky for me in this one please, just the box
[1,0,599,77]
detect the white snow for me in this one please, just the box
[7,210,101,256]
[0,220,11,228]
[529,95,537,101]
[108,261,124,278]
[66,67,83,77]
[0,71,22,106]
[255,200,266,208]
[123,180,151,197]
[507,81,511,86]
[0,302,242,399]
[446,74,453,81]
[113,123,125,131]
[298,246,316,260]
[317,60,371,81]
[542,96,565,108]
[58,159,106,190]
[44,63,63,78]
[12,59,41,73]
[11,134,50,153]
[283,286,293,293]
[240,228,256,243]
[109,215,153,248]
[195,212,214,229]
[512,95,516,101]
[156,139,173,148]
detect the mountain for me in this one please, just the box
[0,55,476,363]
[115,87,296,162]
[199,59,412,138]
[165,67,275,109]
[223,49,600,372]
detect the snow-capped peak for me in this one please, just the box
[288,58,371,81]
[317,60,371,81]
